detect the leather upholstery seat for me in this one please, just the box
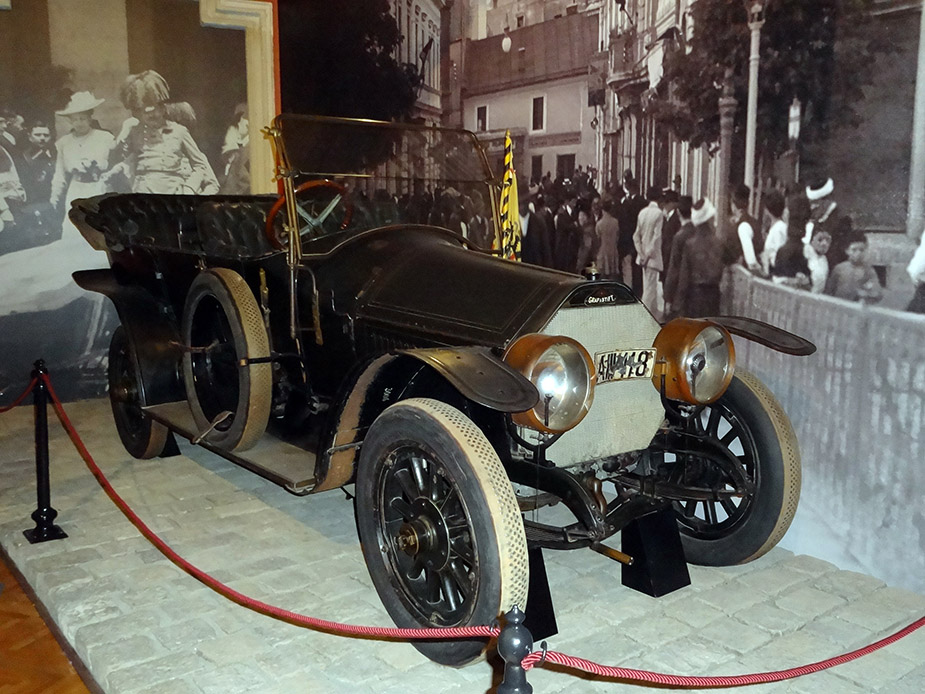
[76,194,282,259]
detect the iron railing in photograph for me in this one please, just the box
[724,266,925,594]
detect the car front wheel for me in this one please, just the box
[355,398,529,666]
[672,370,801,566]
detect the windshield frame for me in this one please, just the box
[265,113,503,261]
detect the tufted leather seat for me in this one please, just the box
[196,199,280,257]
[74,194,283,259]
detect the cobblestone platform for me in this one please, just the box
[1,398,923,693]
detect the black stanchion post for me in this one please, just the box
[23,360,67,544]
[497,605,533,694]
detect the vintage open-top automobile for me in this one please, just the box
[71,114,814,666]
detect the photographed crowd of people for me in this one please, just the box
[0,69,248,262]
[0,69,249,395]
[494,168,919,319]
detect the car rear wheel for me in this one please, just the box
[355,398,529,666]
[673,370,801,565]
[108,325,169,459]
[181,268,271,452]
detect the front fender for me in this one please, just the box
[708,316,816,356]
[396,346,538,413]
[317,347,537,493]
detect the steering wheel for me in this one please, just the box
[265,179,353,250]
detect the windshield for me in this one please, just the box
[272,114,499,240]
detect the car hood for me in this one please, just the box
[311,226,635,349]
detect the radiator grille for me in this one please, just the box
[540,302,665,466]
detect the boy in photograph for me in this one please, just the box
[824,233,882,304]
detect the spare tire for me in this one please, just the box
[181,267,271,451]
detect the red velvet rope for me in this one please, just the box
[20,371,925,688]
[0,377,38,413]
[522,613,925,685]
[39,373,497,641]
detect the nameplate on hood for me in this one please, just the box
[568,284,636,308]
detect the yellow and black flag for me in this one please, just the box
[498,130,522,261]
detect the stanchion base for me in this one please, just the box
[23,525,68,544]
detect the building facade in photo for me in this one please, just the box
[453,9,603,185]
[391,0,448,123]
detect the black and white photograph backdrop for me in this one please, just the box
[0,0,923,601]
[0,0,249,400]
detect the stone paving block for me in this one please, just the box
[618,615,694,649]
[547,625,646,667]
[736,629,848,671]
[86,634,165,676]
[124,562,185,585]
[74,608,167,652]
[638,635,739,675]
[835,650,923,691]
[106,653,207,694]
[33,564,92,593]
[774,585,847,620]
[695,617,774,655]
[734,601,808,636]
[253,638,330,678]
[877,621,925,663]
[304,572,372,603]
[196,632,273,666]
[237,554,297,575]
[694,580,769,614]
[55,590,128,636]
[735,563,816,597]
[670,596,726,629]
[812,569,886,601]
[829,587,925,632]
[190,661,272,694]
[120,580,192,610]
[26,546,103,572]
[87,552,150,578]
[784,554,840,577]
[214,498,270,519]
[372,640,431,672]
[785,671,876,694]
[254,565,327,594]
[128,678,204,694]
[151,618,217,651]
[375,671,468,694]
[877,666,925,694]
[800,614,876,649]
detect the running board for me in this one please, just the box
[143,401,317,494]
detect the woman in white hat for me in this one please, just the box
[0,91,113,317]
[49,91,115,237]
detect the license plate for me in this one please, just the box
[595,348,656,384]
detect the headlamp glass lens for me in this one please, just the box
[531,343,592,430]
[686,326,732,402]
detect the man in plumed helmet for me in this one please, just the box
[108,70,218,195]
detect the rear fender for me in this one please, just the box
[316,348,535,492]
[73,268,184,405]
